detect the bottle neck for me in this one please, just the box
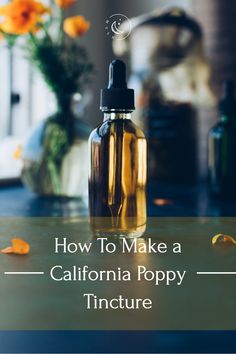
[103,111,132,121]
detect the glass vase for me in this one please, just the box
[21,109,90,199]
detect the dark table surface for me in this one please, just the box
[0,182,236,353]
[0,181,236,217]
[1,216,235,331]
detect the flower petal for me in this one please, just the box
[55,0,76,9]
[63,15,90,38]
[1,238,30,255]
[212,233,236,245]
[0,0,50,35]
[1,246,14,254]
[11,238,30,254]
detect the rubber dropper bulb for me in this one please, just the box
[108,60,127,89]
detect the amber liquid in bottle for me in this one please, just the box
[89,111,147,238]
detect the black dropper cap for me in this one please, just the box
[219,80,236,115]
[100,60,135,112]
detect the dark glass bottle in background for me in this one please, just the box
[208,81,236,198]
[88,60,147,238]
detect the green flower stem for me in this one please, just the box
[48,159,61,194]
[58,8,65,44]
[2,31,17,49]
[40,23,53,43]
[29,32,38,47]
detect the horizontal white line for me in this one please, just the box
[4,271,45,275]
[197,272,236,275]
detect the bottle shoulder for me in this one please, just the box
[209,119,236,139]
[209,121,226,133]
[89,119,146,141]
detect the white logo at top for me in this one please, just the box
[105,13,131,40]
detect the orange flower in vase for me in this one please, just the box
[55,0,76,9]
[0,0,50,35]
[63,15,90,38]
[0,0,93,198]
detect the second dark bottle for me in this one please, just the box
[208,80,236,198]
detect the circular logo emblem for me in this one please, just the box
[105,13,131,40]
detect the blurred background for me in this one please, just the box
[1,0,236,215]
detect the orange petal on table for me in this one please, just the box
[212,234,236,245]
[153,198,173,206]
[1,238,30,255]
[1,246,14,254]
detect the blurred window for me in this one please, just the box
[0,44,55,181]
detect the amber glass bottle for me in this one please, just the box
[89,60,147,238]
[208,81,236,197]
